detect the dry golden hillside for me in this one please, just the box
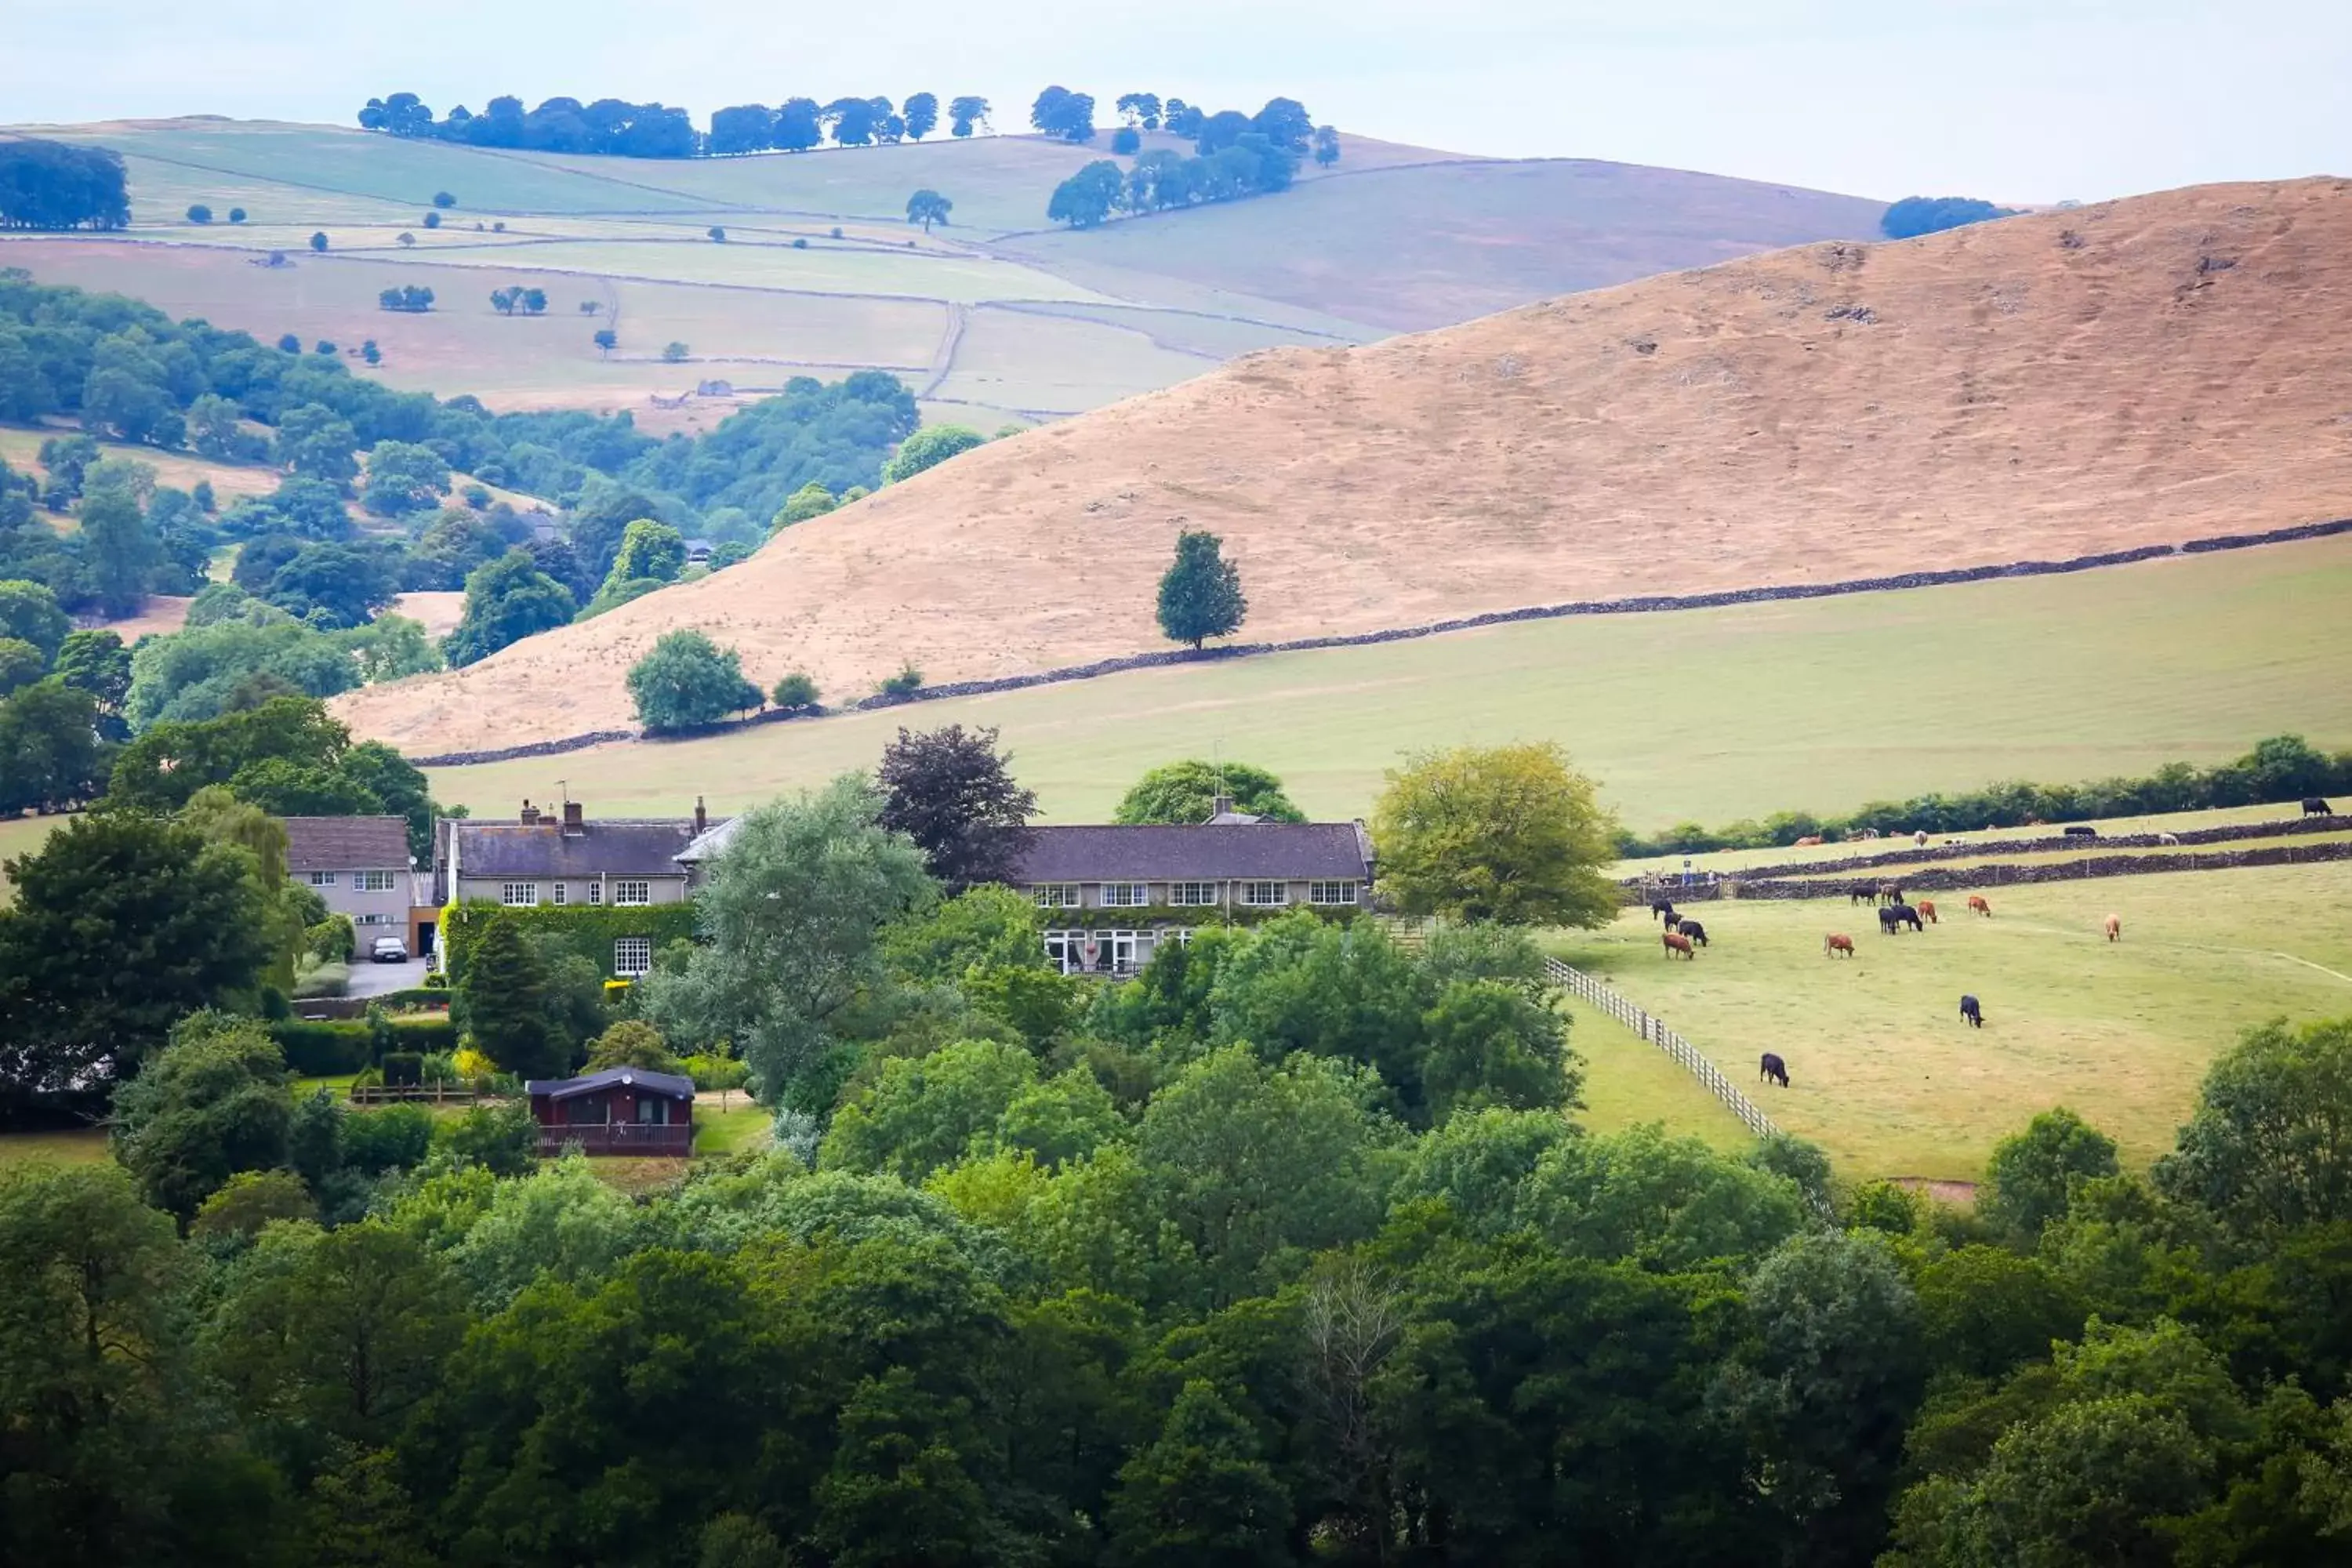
[339,178,2352,753]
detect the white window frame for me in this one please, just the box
[588,879,604,906]
[1308,880,1358,906]
[1240,880,1289,907]
[613,880,652,907]
[1170,882,1220,906]
[307,870,338,887]
[1032,884,1080,909]
[355,869,397,893]
[500,882,540,907]
[551,881,569,906]
[1099,882,1148,908]
[612,936,652,978]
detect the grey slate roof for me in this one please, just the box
[524,1067,696,1101]
[452,819,700,880]
[675,815,744,863]
[281,815,412,873]
[1011,822,1374,884]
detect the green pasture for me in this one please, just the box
[1546,860,2352,1184]
[1566,996,1755,1151]
[0,1127,109,1167]
[427,535,2352,833]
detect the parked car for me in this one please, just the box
[371,935,409,963]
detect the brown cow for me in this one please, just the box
[1967,895,1992,918]
[1878,882,1904,906]
[1824,933,1856,957]
[2104,914,2122,942]
[1917,899,1939,924]
[1794,834,1824,848]
[1663,931,1696,960]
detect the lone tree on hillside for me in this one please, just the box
[1156,529,1246,649]
[186,204,212,223]
[877,723,1036,888]
[662,341,689,362]
[906,189,953,233]
[626,629,757,732]
[593,328,618,358]
[308,231,328,252]
[1372,742,1619,928]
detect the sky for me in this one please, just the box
[9,0,2347,202]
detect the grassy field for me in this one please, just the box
[695,1101,775,1157]
[1545,861,2352,1183]
[0,1127,109,1167]
[424,535,2352,833]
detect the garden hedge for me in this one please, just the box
[270,1016,459,1076]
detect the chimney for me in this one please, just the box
[694,796,707,835]
[1210,794,1235,821]
[562,800,585,837]
[518,799,539,826]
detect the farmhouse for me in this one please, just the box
[280,815,426,948]
[524,1066,695,1156]
[1014,801,1377,975]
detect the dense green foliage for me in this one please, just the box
[876,724,1037,888]
[0,139,129,230]
[1374,742,1621,927]
[878,423,982,483]
[1621,732,2352,855]
[1881,195,2020,239]
[1115,758,1306,824]
[626,629,759,731]
[1156,528,1247,648]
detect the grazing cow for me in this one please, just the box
[1917,898,1939,924]
[1967,895,1993,917]
[1959,994,1984,1029]
[1824,933,1856,957]
[1651,898,1679,924]
[1887,903,1924,932]
[2157,833,2180,846]
[1878,907,1904,935]
[2104,913,2122,942]
[1663,931,1696,960]
[1676,919,1708,947]
[1795,834,1824,848]
[1850,884,1879,906]
[2063,824,2098,839]
[1878,882,1904,906]
[2306,797,2336,817]
[1759,1052,1790,1087]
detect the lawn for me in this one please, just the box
[1543,860,2352,1185]
[426,535,2352,834]
[695,1099,775,1157]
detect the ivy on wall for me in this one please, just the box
[438,900,699,984]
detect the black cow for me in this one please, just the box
[2063,824,2098,838]
[1887,903,1924,932]
[1849,884,1878,906]
[1878,907,1904,935]
[1759,1052,1790,1087]
[1959,994,1984,1029]
[2306,797,2336,817]
[1651,898,1679,923]
[1676,919,1708,947]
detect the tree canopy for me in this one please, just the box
[1372,742,1619,927]
[1114,759,1305,824]
[876,724,1038,889]
[1156,529,1247,648]
[626,629,757,731]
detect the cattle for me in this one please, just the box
[1878,907,1904,936]
[2157,833,2180,846]
[1878,883,1904,906]
[2105,913,2122,942]
[1650,898,1679,924]
[1824,933,1856,957]
[2063,824,2098,839]
[1795,834,1824,848]
[1759,1052,1790,1087]
[1850,884,1879,906]
[1959,994,1984,1029]
[1887,903,1924,932]
[1663,931,1696,960]
[1967,895,1993,917]
[1917,898,1939,924]
[2307,797,2336,817]
[1675,918,1708,947]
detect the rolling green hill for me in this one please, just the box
[1,118,1882,429]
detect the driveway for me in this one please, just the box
[345,956,430,998]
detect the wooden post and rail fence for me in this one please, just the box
[1540,956,1785,1142]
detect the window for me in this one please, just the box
[354,869,397,893]
[307,870,337,887]
[1308,881,1359,906]
[1032,884,1080,909]
[1100,882,1148,908]
[500,883,540,907]
[634,1096,671,1125]
[1170,882,1220,906]
[551,882,568,906]
[1240,880,1288,907]
[613,880,652,907]
[588,880,604,906]
[613,937,652,977]
[352,913,387,926]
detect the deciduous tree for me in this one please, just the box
[1155,528,1246,648]
[1372,742,1618,927]
[626,628,755,731]
[1114,759,1304,824]
[877,723,1037,888]
[444,549,575,667]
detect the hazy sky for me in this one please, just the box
[11,1,2347,202]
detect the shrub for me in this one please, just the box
[422,211,442,230]
[307,915,355,962]
[877,663,923,699]
[431,191,456,208]
[662,341,689,362]
[792,238,809,249]
[293,961,350,1000]
[227,207,247,223]
[772,671,819,710]
[270,1020,372,1076]
[382,1051,423,1087]
[342,1104,434,1173]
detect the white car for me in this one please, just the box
[370,935,410,964]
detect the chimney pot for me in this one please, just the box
[519,799,539,826]
[694,795,708,835]
[1210,794,1235,819]
[562,801,584,836]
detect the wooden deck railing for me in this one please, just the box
[536,1123,694,1156]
